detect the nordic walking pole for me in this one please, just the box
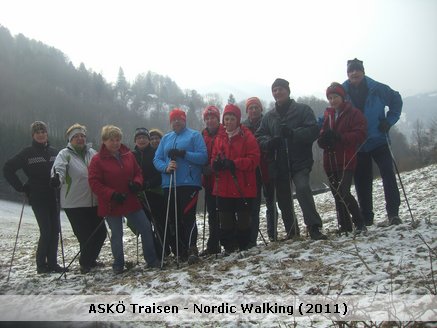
[273,149,278,242]
[139,192,163,247]
[283,137,299,239]
[201,190,207,253]
[55,188,67,279]
[57,218,107,280]
[161,172,173,269]
[7,196,26,282]
[385,134,416,225]
[173,169,179,269]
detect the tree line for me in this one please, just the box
[0,25,434,203]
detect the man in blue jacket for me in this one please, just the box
[343,58,402,227]
[154,108,208,264]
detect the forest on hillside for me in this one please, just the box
[0,25,435,202]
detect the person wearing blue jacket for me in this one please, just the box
[154,108,207,264]
[343,58,402,227]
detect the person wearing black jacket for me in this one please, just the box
[3,121,65,273]
[256,79,327,240]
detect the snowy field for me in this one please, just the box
[0,165,436,327]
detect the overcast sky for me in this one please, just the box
[1,0,436,101]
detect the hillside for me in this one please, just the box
[0,165,436,327]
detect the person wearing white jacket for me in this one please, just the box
[51,123,107,273]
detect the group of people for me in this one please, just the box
[3,58,403,275]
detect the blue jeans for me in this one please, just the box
[354,144,401,224]
[106,209,158,269]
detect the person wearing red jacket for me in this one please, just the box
[211,104,260,253]
[201,105,224,256]
[88,125,159,274]
[318,83,367,234]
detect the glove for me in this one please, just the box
[128,181,142,193]
[111,192,127,204]
[223,159,236,175]
[212,158,225,171]
[168,148,186,159]
[49,173,61,188]
[320,130,341,148]
[280,124,293,139]
[267,136,282,150]
[21,184,31,198]
[378,119,391,133]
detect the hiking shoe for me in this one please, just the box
[80,265,91,274]
[48,265,69,273]
[147,261,161,269]
[37,265,49,274]
[309,226,328,240]
[113,266,125,275]
[377,216,402,227]
[187,254,200,265]
[355,226,368,236]
[90,261,104,268]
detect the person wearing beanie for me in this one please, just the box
[242,97,277,245]
[343,58,403,227]
[132,127,168,258]
[149,129,164,149]
[51,123,106,273]
[318,83,367,235]
[211,104,260,254]
[200,105,224,256]
[256,78,327,240]
[89,125,159,273]
[3,121,64,274]
[153,108,207,264]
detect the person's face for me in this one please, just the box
[347,68,365,87]
[247,104,262,122]
[327,94,344,109]
[223,114,238,132]
[150,135,161,149]
[171,118,186,134]
[70,133,86,149]
[33,130,48,144]
[103,136,121,154]
[272,86,290,105]
[135,135,150,150]
[204,114,219,131]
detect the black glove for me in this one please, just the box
[280,124,293,139]
[267,136,282,150]
[212,158,225,171]
[128,181,142,193]
[378,119,391,133]
[168,148,186,160]
[111,192,127,204]
[223,159,236,175]
[49,173,61,188]
[321,130,341,148]
[21,184,31,198]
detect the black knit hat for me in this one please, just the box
[271,78,290,93]
[347,58,365,73]
[134,127,150,140]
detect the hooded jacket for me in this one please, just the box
[202,124,225,193]
[52,143,98,209]
[88,143,143,217]
[343,76,402,152]
[211,125,260,199]
[318,102,367,173]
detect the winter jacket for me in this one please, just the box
[211,125,260,199]
[88,143,143,217]
[255,99,319,175]
[52,143,98,209]
[317,102,367,173]
[343,76,402,152]
[3,140,58,204]
[242,115,270,185]
[153,127,207,189]
[132,145,162,191]
[202,125,225,193]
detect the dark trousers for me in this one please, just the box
[327,170,364,230]
[205,190,221,253]
[263,182,277,240]
[218,197,252,252]
[31,197,59,268]
[144,191,169,256]
[354,145,400,224]
[163,186,199,258]
[249,180,262,246]
[64,207,107,267]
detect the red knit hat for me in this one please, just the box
[222,104,241,125]
[203,105,220,121]
[169,108,186,123]
[245,97,263,113]
[326,82,347,100]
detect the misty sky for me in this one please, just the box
[1,0,436,101]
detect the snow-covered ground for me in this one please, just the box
[0,165,436,327]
